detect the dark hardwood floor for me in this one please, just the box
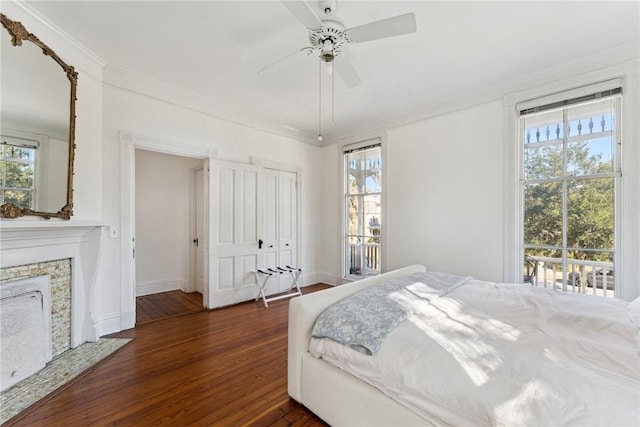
[6,285,331,426]
[136,289,205,324]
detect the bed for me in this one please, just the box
[288,265,640,426]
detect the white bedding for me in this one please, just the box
[310,277,640,426]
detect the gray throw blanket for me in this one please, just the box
[311,271,469,355]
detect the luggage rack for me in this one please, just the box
[253,266,302,307]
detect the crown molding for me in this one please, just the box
[325,39,640,146]
[2,0,105,79]
[104,64,320,146]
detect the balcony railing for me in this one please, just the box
[348,242,380,276]
[348,245,614,297]
[524,255,614,297]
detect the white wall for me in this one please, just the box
[386,101,505,282]
[99,85,323,333]
[319,143,340,283]
[135,149,202,296]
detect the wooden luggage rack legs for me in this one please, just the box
[254,266,302,308]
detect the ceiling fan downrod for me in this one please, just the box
[275,0,418,140]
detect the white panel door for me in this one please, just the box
[260,168,280,295]
[278,171,297,291]
[210,160,262,308]
[209,161,298,307]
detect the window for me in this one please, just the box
[1,137,37,209]
[344,142,382,278]
[519,86,621,297]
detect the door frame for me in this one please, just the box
[189,166,206,295]
[119,131,216,329]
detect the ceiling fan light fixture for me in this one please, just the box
[321,49,334,74]
[325,60,333,75]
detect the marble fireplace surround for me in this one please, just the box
[0,222,105,347]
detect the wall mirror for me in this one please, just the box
[0,13,77,220]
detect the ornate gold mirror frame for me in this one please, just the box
[0,13,77,220]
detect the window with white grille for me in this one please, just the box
[344,142,382,278]
[1,136,38,209]
[519,85,621,297]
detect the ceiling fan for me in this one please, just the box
[263,0,417,88]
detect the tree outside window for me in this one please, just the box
[521,96,619,296]
[1,142,37,209]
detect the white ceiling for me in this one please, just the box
[24,0,640,142]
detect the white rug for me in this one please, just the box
[0,338,131,424]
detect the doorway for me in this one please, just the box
[134,149,207,323]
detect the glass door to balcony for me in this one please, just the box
[344,144,382,278]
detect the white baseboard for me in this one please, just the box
[95,311,122,337]
[136,279,182,297]
[302,273,339,287]
[120,310,135,331]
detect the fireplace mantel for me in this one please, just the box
[0,221,107,347]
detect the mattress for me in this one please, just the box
[310,276,640,426]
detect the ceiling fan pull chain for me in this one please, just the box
[332,63,335,122]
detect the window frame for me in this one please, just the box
[518,94,622,296]
[342,139,383,280]
[1,135,39,210]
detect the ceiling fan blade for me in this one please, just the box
[281,0,323,29]
[334,56,362,88]
[258,48,308,75]
[347,13,417,43]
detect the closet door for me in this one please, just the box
[260,169,298,294]
[209,161,298,307]
[259,168,280,295]
[278,170,297,292]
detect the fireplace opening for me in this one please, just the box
[0,275,52,392]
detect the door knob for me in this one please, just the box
[258,239,263,249]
